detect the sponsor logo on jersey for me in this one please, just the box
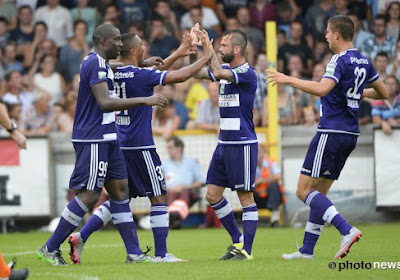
[97,178,105,187]
[219,93,239,107]
[98,71,107,79]
[350,57,369,64]
[115,71,135,79]
[116,115,131,125]
[347,99,359,108]
[325,62,336,75]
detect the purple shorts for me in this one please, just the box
[122,149,167,198]
[69,141,127,191]
[301,132,357,180]
[206,143,257,191]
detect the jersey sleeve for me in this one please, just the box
[87,56,108,87]
[142,67,169,87]
[228,64,253,85]
[322,55,345,84]
[366,61,379,84]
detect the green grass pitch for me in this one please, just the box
[1,223,399,280]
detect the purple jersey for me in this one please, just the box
[72,52,118,142]
[208,63,258,144]
[115,65,168,149]
[320,48,379,135]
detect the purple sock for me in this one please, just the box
[299,206,324,255]
[306,190,352,236]
[151,204,169,257]
[242,204,258,255]
[46,197,88,252]
[211,198,243,244]
[110,199,142,255]
[81,200,111,243]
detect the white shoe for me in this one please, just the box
[282,251,314,260]
[153,253,188,263]
[335,227,362,259]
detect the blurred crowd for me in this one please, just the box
[0,0,399,138]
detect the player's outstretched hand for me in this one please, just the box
[265,69,289,86]
[11,130,27,149]
[144,94,169,108]
[177,34,196,57]
[190,23,201,47]
[141,56,165,67]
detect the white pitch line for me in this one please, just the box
[2,243,123,257]
[32,272,100,280]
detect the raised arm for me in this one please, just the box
[156,34,196,71]
[164,31,213,83]
[92,82,168,111]
[362,78,389,100]
[0,102,26,149]
[266,70,336,97]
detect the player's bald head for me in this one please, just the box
[93,23,120,46]
[120,32,140,58]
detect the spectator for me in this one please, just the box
[153,99,180,139]
[358,100,372,125]
[22,21,48,69]
[102,3,129,33]
[388,40,400,81]
[163,136,205,229]
[361,14,396,60]
[153,0,181,42]
[313,38,330,63]
[118,0,150,25]
[372,75,400,135]
[278,20,314,77]
[2,70,33,112]
[348,12,373,51]
[216,0,250,26]
[385,1,400,42]
[19,89,53,136]
[302,105,317,126]
[254,143,285,228]
[3,41,24,73]
[34,0,73,47]
[9,5,34,56]
[277,29,286,48]
[276,1,313,49]
[32,54,66,104]
[253,52,267,126]
[66,73,79,98]
[305,0,334,40]
[55,94,76,133]
[298,63,323,124]
[325,0,350,20]
[185,80,210,126]
[248,0,279,34]
[262,83,297,126]
[5,102,22,125]
[180,3,221,37]
[195,82,220,131]
[70,0,98,44]
[59,19,90,82]
[148,15,179,59]
[374,51,390,81]
[0,17,9,49]
[237,6,265,54]
[0,0,17,31]
[157,84,188,129]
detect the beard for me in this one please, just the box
[221,52,234,63]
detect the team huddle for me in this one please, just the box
[36,15,388,266]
